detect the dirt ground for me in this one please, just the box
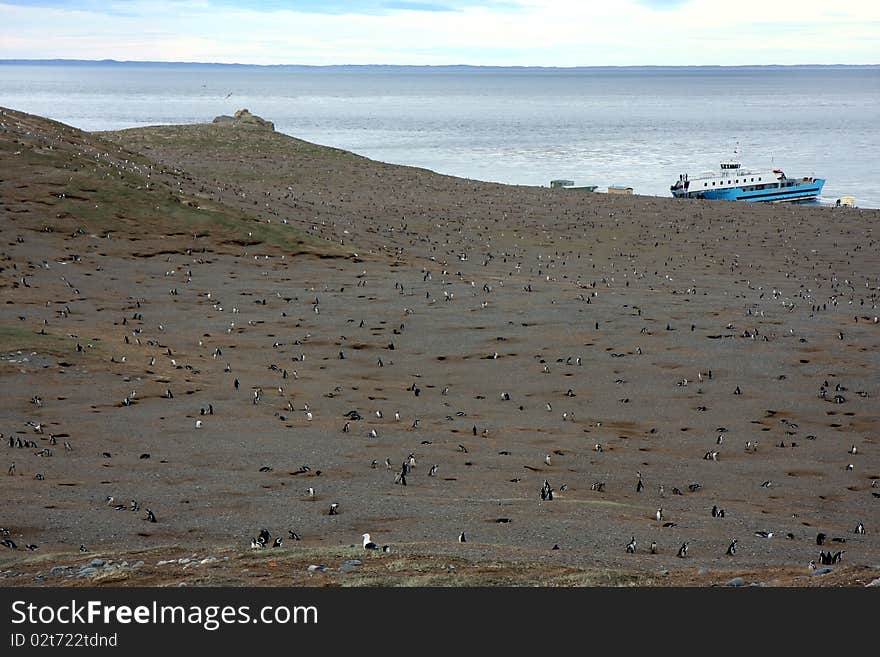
[1,106,878,586]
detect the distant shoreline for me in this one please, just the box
[1,59,878,70]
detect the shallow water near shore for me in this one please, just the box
[1,62,878,207]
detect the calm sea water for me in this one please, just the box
[1,62,878,207]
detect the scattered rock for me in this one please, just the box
[811,567,833,576]
[725,577,745,587]
[865,577,880,587]
[89,558,106,568]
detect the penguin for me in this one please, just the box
[677,542,689,558]
[625,536,636,553]
[272,537,283,548]
[650,541,657,554]
[726,539,737,556]
[816,532,826,546]
[854,522,865,535]
[458,532,466,543]
[258,528,271,545]
[288,531,302,541]
[656,508,663,522]
[145,508,157,523]
[328,503,339,515]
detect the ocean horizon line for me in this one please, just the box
[1,59,878,70]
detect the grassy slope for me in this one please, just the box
[0,106,338,256]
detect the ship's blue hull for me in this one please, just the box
[673,178,825,203]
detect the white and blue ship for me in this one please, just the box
[670,150,824,203]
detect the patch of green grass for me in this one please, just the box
[0,326,73,357]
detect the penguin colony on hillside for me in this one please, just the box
[0,107,877,582]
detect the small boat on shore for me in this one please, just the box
[670,149,824,203]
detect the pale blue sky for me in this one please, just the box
[1,1,876,65]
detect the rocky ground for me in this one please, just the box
[1,106,878,586]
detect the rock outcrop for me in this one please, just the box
[212,108,274,131]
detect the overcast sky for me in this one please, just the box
[1,0,877,66]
